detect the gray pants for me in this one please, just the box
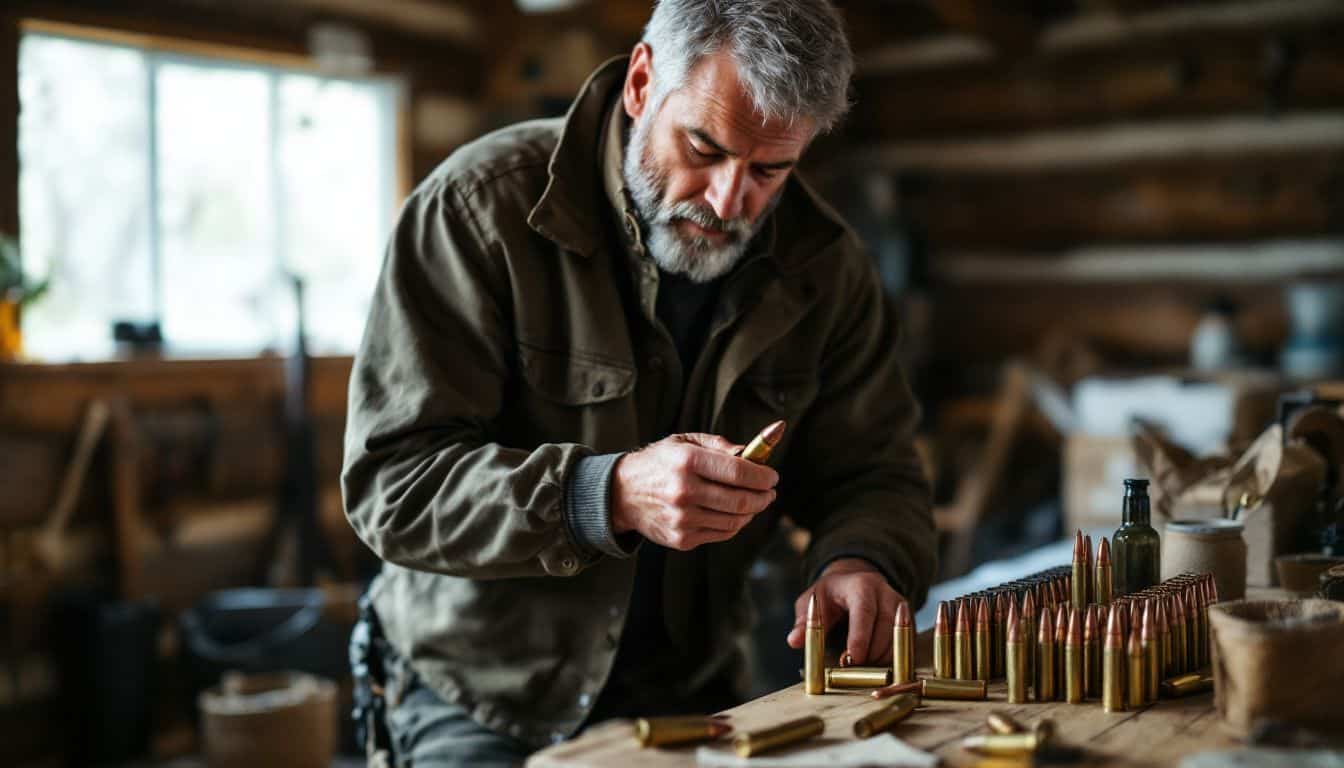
[386,677,533,768]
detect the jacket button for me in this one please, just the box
[577,693,591,708]
[591,381,606,397]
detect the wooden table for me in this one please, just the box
[528,633,1244,767]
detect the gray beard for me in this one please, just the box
[622,113,771,284]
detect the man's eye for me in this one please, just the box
[689,142,716,159]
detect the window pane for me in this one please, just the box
[18,35,153,361]
[157,61,277,354]
[279,74,392,354]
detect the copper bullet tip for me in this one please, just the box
[1067,608,1082,645]
[806,592,820,628]
[1105,608,1123,647]
[1007,598,1019,628]
[1172,593,1185,620]
[896,601,912,628]
[1084,605,1098,642]
[710,723,734,738]
[1128,626,1142,655]
[957,601,971,632]
[1073,530,1085,559]
[1055,605,1068,639]
[760,420,786,447]
[1007,608,1022,643]
[1141,601,1155,641]
[1097,536,1111,564]
[977,598,990,627]
[1022,590,1036,614]
[935,601,950,632]
[1038,609,1053,643]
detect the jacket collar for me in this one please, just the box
[527,55,848,276]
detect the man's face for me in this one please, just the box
[622,47,813,282]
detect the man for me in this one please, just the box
[342,1,936,765]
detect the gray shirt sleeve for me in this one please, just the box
[564,452,641,561]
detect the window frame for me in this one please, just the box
[16,18,409,360]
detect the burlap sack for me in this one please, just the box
[1209,599,1344,736]
[1135,424,1327,587]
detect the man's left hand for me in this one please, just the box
[785,558,904,665]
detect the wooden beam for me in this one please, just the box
[933,239,1344,284]
[928,279,1292,367]
[849,15,1344,139]
[847,112,1344,174]
[905,149,1344,249]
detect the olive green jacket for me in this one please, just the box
[342,57,936,749]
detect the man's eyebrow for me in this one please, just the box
[688,128,736,156]
[687,127,798,170]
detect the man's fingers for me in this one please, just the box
[678,433,741,455]
[687,447,778,490]
[845,594,878,665]
[689,480,775,516]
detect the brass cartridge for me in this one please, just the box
[955,600,973,681]
[1072,531,1088,609]
[1126,624,1145,709]
[1021,591,1036,698]
[1095,536,1113,605]
[1157,599,1172,678]
[1006,602,1027,704]
[1065,608,1084,704]
[853,693,918,739]
[894,601,915,685]
[993,593,1008,678]
[1171,594,1188,675]
[1141,601,1159,705]
[921,677,988,701]
[975,598,992,682]
[1083,605,1100,700]
[961,720,1053,757]
[933,601,953,679]
[1054,605,1068,700]
[734,716,825,758]
[1036,607,1056,701]
[737,420,785,463]
[1102,606,1125,713]
[1160,670,1213,698]
[825,667,893,689]
[804,593,825,695]
[635,716,731,748]
[1083,533,1094,605]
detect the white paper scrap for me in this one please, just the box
[695,734,938,768]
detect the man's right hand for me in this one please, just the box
[610,433,779,551]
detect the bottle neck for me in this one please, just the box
[1122,492,1151,525]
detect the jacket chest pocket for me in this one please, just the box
[515,342,637,451]
[724,371,820,462]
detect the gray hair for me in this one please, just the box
[641,0,854,134]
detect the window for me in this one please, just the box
[18,29,402,360]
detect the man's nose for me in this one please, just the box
[704,165,745,222]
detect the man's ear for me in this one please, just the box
[623,42,654,122]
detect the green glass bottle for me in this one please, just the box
[1112,478,1160,596]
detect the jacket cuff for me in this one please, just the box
[564,453,640,561]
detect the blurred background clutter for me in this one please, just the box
[1,0,1343,765]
